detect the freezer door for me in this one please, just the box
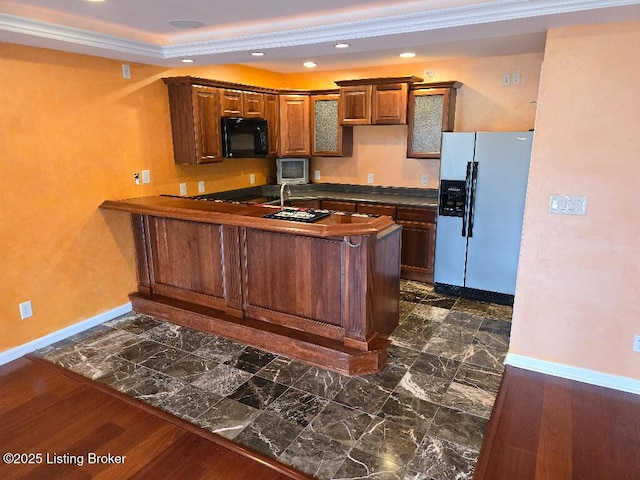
[464,132,532,295]
[434,132,475,287]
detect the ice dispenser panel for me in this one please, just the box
[439,180,467,217]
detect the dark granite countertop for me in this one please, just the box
[193,183,438,208]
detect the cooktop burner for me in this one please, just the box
[262,208,331,223]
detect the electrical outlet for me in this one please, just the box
[314,170,321,181]
[122,64,131,79]
[634,335,640,353]
[424,70,435,78]
[179,183,187,196]
[249,174,256,185]
[141,169,151,184]
[198,181,205,193]
[502,73,511,86]
[134,172,141,185]
[421,175,429,186]
[367,173,374,184]
[19,301,33,320]
[512,72,521,85]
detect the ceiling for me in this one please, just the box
[1,0,640,73]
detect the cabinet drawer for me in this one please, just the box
[321,200,357,213]
[396,206,436,223]
[288,199,321,209]
[356,203,396,218]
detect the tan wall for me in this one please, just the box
[511,22,640,379]
[287,53,542,188]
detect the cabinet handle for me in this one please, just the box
[343,236,362,248]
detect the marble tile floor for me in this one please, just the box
[32,280,512,480]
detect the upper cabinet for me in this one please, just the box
[164,79,222,165]
[336,76,422,125]
[310,93,353,157]
[279,94,310,157]
[163,77,279,164]
[407,81,462,159]
[220,88,265,117]
[339,85,371,125]
[264,93,279,156]
[163,75,461,165]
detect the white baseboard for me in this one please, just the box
[505,353,640,396]
[0,303,132,366]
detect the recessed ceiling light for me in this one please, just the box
[335,43,350,49]
[251,52,265,57]
[400,52,416,58]
[168,20,206,29]
[303,61,317,68]
[181,59,195,63]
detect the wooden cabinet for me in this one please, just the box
[339,85,372,125]
[311,93,353,157]
[279,94,310,157]
[407,81,461,159]
[396,206,437,283]
[264,93,279,156]
[372,83,409,124]
[357,203,396,218]
[164,80,222,165]
[336,77,422,125]
[321,200,357,213]
[288,199,321,209]
[220,88,265,117]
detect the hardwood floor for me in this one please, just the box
[0,357,311,480]
[474,365,640,480]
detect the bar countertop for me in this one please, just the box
[100,194,398,239]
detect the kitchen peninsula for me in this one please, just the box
[100,195,402,375]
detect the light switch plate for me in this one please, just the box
[548,195,588,215]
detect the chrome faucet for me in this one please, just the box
[280,182,291,210]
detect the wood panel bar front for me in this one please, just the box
[101,196,401,375]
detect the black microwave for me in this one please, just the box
[221,117,269,158]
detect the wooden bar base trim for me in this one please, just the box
[26,357,313,480]
[130,293,389,376]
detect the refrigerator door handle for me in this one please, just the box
[468,161,479,237]
[462,161,472,237]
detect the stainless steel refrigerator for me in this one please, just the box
[434,131,533,304]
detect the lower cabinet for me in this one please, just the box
[396,207,436,283]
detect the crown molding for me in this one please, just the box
[1,0,639,62]
[0,13,163,58]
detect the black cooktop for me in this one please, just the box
[262,208,331,223]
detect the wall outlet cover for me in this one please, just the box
[634,335,640,353]
[314,170,321,181]
[198,181,205,193]
[19,301,33,319]
[548,195,588,215]
[367,173,374,184]
[141,169,151,184]
[421,175,429,186]
[249,174,256,185]
[179,183,187,196]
